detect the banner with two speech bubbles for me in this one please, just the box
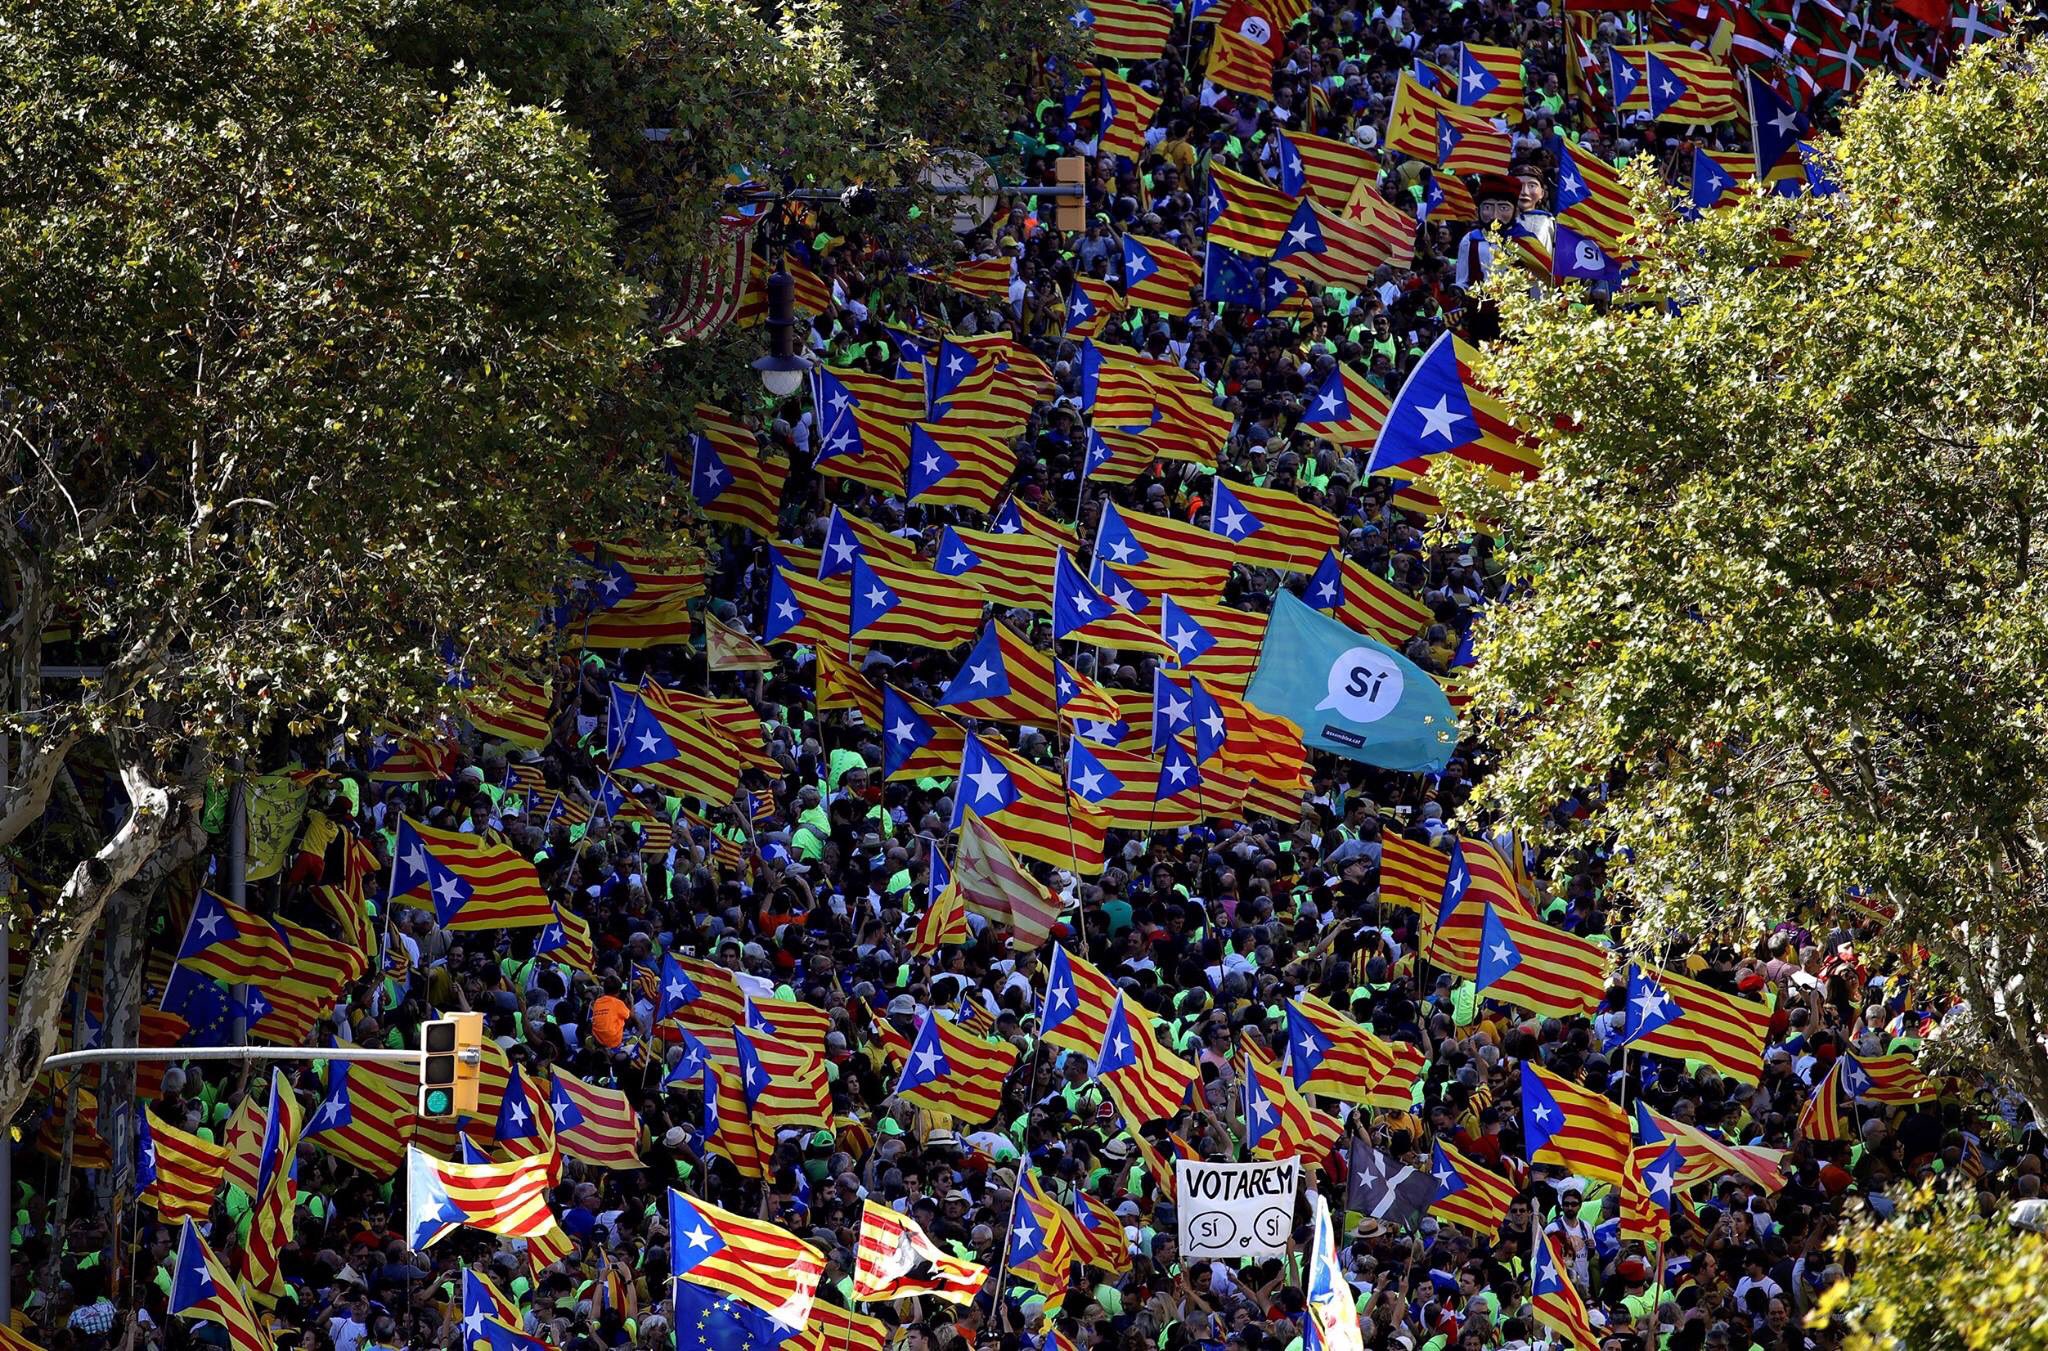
[1243,590,1461,773]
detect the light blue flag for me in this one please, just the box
[1244,590,1459,772]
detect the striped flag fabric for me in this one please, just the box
[1746,70,1810,197]
[1064,274,1125,340]
[910,852,971,954]
[1531,1227,1604,1351]
[609,681,743,804]
[689,405,785,540]
[1068,1189,1131,1273]
[937,621,1060,727]
[797,1301,887,1351]
[933,524,1057,612]
[1203,164,1298,256]
[847,553,985,649]
[1242,1036,1342,1166]
[993,495,1075,545]
[404,1146,559,1248]
[173,891,285,984]
[1203,24,1275,99]
[1427,1140,1516,1236]
[575,539,706,602]
[221,1095,263,1199]
[816,505,921,575]
[139,1108,225,1223]
[1454,42,1525,121]
[668,1188,824,1328]
[1470,904,1610,1019]
[366,728,458,782]
[817,644,882,723]
[550,1069,645,1169]
[168,1219,268,1351]
[1798,1060,1850,1142]
[763,567,852,648]
[729,1025,832,1130]
[701,1062,764,1180]
[852,1201,989,1303]
[1096,502,1234,588]
[883,685,968,781]
[893,1012,1019,1123]
[1368,1039,1427,1111]
[1084,427,1156,484]
[1387,74,1513,175]
[1275,129,1381,209]
[1161,595,1265,692]
[1612,44,1741,123]
[464,668,553,750]
[240,1068,302,1306]
[1065,740,1202,830]
[704,611,777,672]
[1095,993,1197,1124]
[1611,961,1770,1085]
[1205,478,1337,573]
[1429,838,1536,984]
[1368,330,1541,481]
[1304,550,1434,649]
[1555,141,1637,253]
[1120,233,1201,312]
[1520,1061,1630,1186]
[748,992,834,1045]
[952,737,1108,873]
[1294,358,1392,448]
[666,955,749,1040]
[1092,68,1162,167]
[1285,994,1389,1104]
[1039,944,1120,1058]
[908,423,1014,513]
[1005,1169,1077,1299]
[733,249,833,325]
[390,816,555,930]
[304,1057,415,1178]
[1840,1051,1940,1106]
[464,1270,522,1330]
[1057,657,1124,728]
[953,807,1071,947]
[1055,551,1174,657]
[1273,194,1404,288]
[1080,0,1174,61]
[931,257,1012,303]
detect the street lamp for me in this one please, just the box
[751,267,810,398]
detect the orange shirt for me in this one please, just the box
[589,994,632,1049]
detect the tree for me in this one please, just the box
[0,0,674,1117]
[1451,44,2048,1117]
[1815,1187,2048,1349]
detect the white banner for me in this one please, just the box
[1175,1158,1300,1258]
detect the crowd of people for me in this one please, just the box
[8,3,2028,1351]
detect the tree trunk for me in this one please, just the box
[0,753,205,1125]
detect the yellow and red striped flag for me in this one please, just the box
[168,1220,268,1351]
[1520,1061,1631,1186]
[1470,905,1611,1020]
[1040,943,1121,1058]
[799,1302,886,1351]
[1274,191,1415,288]
[390,816,555,930]
[240,1069,302,1306]
[931,255,1011,301]
[1284,993,1390,1104]
[1096,993,1197,1124]
[139,1108,225,1223]
[221,1095,263,1199]
[172,890,287,986]
[1797,1060,1850,1142]
[303,1057,415,1178]
[405,1145,559,1248]
[669,955,749,1041]
[1387,74,1513,176]
[882,685,967,782]
[1304,551,1434,649]
[1241,1036,1342,1166]
[1120,233,1202,312]
[908,423,1014,513]
[1555,141,1638,253]
[667,1188,824,1327]
[1096,501,1234,588]
[934,524,1057,613]
[1611,44,1741,123]
[613,679,744,805]
[465,668,553,750]
[817,644,883,724]
[1064,740,1203,830]
[853,1201,989,1303]
[1205,478,1337,573]
[952,738,1107,874]
[893,1012,1020,1123]
[1203,25,1275,99]
[1064,274,1127,341]
[847,553,986,650]
[748,992,834,1045]
[1454,43,1525,121]
[1841,1051,1940,1106]
[701,1061,765,1180]
[705,611,776,673]
[1165,598,1268,694]
[1427,837,1535,975]
[1092,68,1163,167]
[1618,961,1771,1085]
[910,855,971,953]
[734,249,832,325]
[933,622,1056,728]
[1082,0,1174,61]
[1427,1140,1517,1235]
[729,1025,833,1130]
[548,1069,645,1169]
[1204,164,1297,257]
[1368,1039,1427,1111]
[1068,1188,1131,1273]
[689,404,784,540]
[366,727,458,782]
[764,567,853,649]
[953,806,1073,948]
[1005,1170,1077,1300]
[1532,1227,1605,1351]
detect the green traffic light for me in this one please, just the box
[424,1087,453,1116]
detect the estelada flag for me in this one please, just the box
[1095,993,1197,1124]
[704,611,777,672]
[1520,1060,1630,1185]
[139,1108,226,1222]
[1386,73,1513,175]
[1204,477,1338,573]
[933,524,1058,613]
[1285,993,1390,1104]
[667,1187,823,1328]
[852,1201,989,1303]
[892,1011,1020,1123]
[1204,24,1275,99]
[390,816,555,930]
[1427,1140,1517,1235]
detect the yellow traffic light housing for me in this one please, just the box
[419,1012,484,1118]
[1054,156,1087,233]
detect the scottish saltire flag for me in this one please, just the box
[1244,591,1458,771]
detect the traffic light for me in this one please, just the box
[1054,156,1087,233]
[419,1012,484,1118]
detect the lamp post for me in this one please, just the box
[750,265,809,398]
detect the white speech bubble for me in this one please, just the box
[1314,646,1405,723]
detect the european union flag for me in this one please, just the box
[1243,590,1459,772]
